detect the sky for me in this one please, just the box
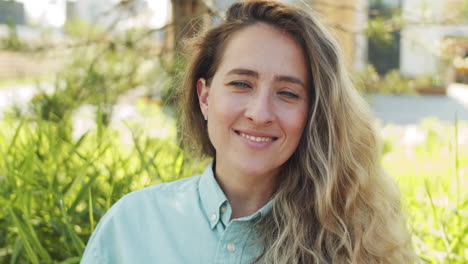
[16,0,170,28]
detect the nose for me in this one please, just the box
[244,89,275,125]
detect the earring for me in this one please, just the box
[204,115,207,121]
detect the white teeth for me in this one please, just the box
[239,132,273,142]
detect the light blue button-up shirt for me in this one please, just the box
[81,162,273,264]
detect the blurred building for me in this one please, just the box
[66,0,168,33]
[400,0,468,82]
[66,0,118,26]
[0,0,25,25]
[367,0,401,75]
[13,0,66,27]
[305,0,368,72]
[297,0,467,82]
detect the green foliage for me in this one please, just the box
[366,16,395,47]
[28,31,160,125]
[1,19,25,51]
[0,113,206,263]
[354,64,380,93]
[354,65,448,94]
[64,19,104,40]
[354,65,417,94]
[381,118,468,263]
[379,69,414,94]
[410,74,445,90]
[367,1,403,48]
[30,89,75,124]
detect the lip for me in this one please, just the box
[234,129,278,138]
[233,129,278,149]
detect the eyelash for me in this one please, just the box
[230,81,251,88]
[278,91,299,99]
[229,81,300,99]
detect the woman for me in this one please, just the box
[82,0,416,263]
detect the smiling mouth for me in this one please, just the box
[235,130,278,142]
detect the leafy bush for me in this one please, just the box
[354,64,380,93]
[26,30,162,125]
[355,64,419,94]
[64,19,104,40]
[0,115,207,263]
[381,118,468,263]
[354,64,450,94]
[0,20,25,51]
[379,69,415,94]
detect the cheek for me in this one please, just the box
[206,94,239,141]
[209,92,244,119]
[289,119,306,138]
[285,107,308,141]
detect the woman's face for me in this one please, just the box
[198,23,309,179]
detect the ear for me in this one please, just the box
[197,78,209,118]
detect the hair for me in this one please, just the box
[178,0,416,263]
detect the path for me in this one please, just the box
[371,83,468,125]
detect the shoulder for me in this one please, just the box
[128,175,201,197]
[81,175,205,263]
[91,174,203,231]
[82,176,203,251]
[109,175,202,216]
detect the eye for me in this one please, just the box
[278,90,299,99]
[229,81,251,88]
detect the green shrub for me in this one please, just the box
[353,64,380,93]
[1,19,25,51]
[0,116,206,263]
[64,19,104,40]
[381,118,468,263]
[354,64,439,94]
[379,69,415,94]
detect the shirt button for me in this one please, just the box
[226,243,236,252]
[210,214,217,222]
[220,204,227,214]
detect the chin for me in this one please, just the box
[237,162,280,178]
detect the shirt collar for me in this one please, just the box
[199,161,228,229]
[198,161,275,229]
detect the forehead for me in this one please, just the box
[215,23,309,83]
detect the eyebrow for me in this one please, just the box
[226,68,306,88]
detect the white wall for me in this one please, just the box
[17,0,66,27]
[71,0,118,25]
[400,0,467,77]
[71,0,170,29]
[401,25,468,77]
[400,25,442,77]
[354,0,369,71]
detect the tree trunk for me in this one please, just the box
[168,0,207,53]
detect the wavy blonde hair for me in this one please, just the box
[178,0,416,263]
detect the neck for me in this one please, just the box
[214,160,279,220]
